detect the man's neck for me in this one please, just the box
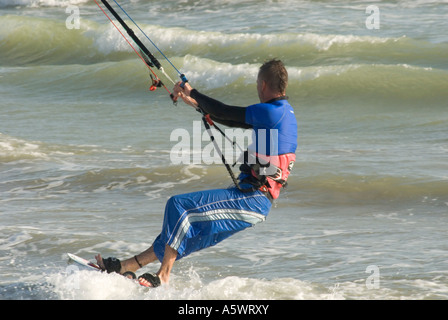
[262,93,287,104]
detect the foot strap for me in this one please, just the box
[138,273,161,288]
[102,257,121,274]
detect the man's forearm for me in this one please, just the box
[190,89,251,128]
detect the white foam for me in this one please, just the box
[177,55,363,89]
[48,266,344,300]
[0,133,49,161]
[88,19,395,59]
[49,270,141,300]
[90,24,134,55]
[140,24,392,53]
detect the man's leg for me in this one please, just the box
[95,245,158,274]
[152,187,271,262]
[96,187,270,285]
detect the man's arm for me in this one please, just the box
[173,82,251,129]
[190,89,251,129]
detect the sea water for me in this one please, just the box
[1,0,448,300]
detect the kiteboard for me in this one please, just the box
[67,253,102,271]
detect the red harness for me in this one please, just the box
[245,152,296,200]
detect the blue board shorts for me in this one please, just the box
[152,186,272,261]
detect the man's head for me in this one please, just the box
[257,59,288,103]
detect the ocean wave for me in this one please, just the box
[43,261,448,300]
[289,173,448,206]
[46,269,337,300]
[2,14,448,70]
[3,53,446,107]
[0,133,51,162]
[292,63,448,105]
[3,148,446,205]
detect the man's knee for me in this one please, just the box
[166,193,195,211]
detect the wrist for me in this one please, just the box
[183,83,193,96]
[190,88,198,99]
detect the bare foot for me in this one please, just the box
[95,254,106,270]
[95,253,123,273]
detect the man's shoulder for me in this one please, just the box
[247,99,291,111]
[246,99,295,128]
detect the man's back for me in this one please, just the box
[245,98,298,156]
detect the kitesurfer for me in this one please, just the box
[95,59,298,287]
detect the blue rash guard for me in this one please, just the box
[245,98,298,156]
[151,91,298,261]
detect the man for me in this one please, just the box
[95,59,297,287]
